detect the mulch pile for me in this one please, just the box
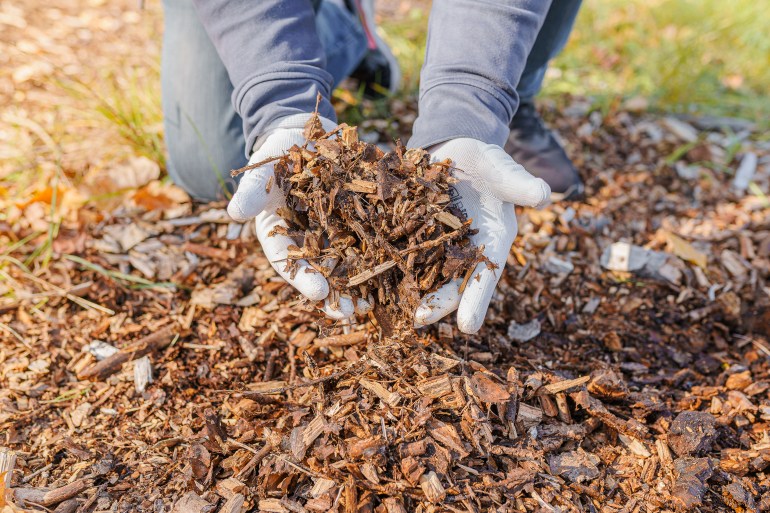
[2,104,770,513]
[242,112,487,334]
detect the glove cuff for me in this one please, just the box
[251,114,338,155]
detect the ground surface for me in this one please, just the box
[2,1,770,512]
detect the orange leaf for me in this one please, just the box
[15,186,64,209]
[132,185,175,211]
[665,231,708,268]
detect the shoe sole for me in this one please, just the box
[550,182,585,202]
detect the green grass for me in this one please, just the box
[62,64,166,170]
[379,0,770,125]
[548,0,770,123]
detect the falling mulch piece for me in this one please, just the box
[233,109,490,333]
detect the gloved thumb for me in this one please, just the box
[228,114,338,222]
[478,144,551,208]
[227,165,273,222]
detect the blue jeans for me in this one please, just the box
[517,0,583,103]
[161,0,581,201]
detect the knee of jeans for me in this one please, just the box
[166,139,244,202]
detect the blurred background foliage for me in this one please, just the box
[2,0,768,208]
[380,0,770,126]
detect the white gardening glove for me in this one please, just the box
[413,138,551,334]
[228,114,371,319]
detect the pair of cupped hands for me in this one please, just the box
[228,114,550,334]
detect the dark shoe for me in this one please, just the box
[505,101,584,200]
[348,0,401,97]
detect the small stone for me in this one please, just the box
[28,359,50,372]
[85,340,120,361]
[622,96,649,112]
[675,162,701,181]
[732,152,758,193]
[725,370,752,391]
[172,492,214,513]
[71,402,93,428]
[662,117,699,143]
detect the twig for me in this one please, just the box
[398,222,471,256]
[13,478,90,507]
[347,261,397,286]
[238,357,367,396]
[22,463,51,483]
[77,324,182,381]
[235,442,273,480]
[230,155,283,178]
[314,331,368,348]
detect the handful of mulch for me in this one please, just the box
[236,111,489,334]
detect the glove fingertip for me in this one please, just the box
[227,197,249,222]
[456,309,484,335]
[297,277,329,302]
[532,178,552,209]
[355,297,373,315]
[414,303,433,324]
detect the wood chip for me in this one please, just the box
[419,471,446,503]
[359,378,401,407]
[543,375,591,394]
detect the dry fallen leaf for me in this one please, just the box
[665,231,707,268]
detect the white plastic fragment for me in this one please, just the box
[600,242,648,272]
[600,242,683,285]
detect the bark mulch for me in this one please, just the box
[2,105,770,513]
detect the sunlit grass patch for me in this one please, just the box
[546,0,770,124]
[62,63,165,170]
[378,1,770,126]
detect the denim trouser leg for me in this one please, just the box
[161,0,244,201]
[516,0,582,103]
[161,0,366,201]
